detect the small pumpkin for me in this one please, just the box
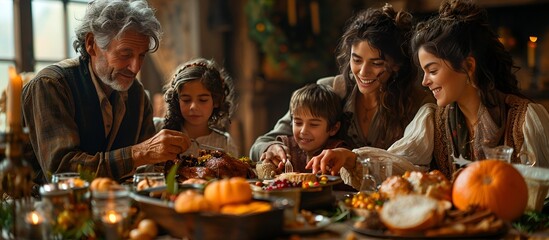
[452,160,528,221]
[204,177,252,210]
[174,190,211,213]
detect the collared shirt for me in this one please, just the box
[22,58,155,182]
[89,64,128,148]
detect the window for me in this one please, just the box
[0,0,14,90]
[32,0,87,73]
[1,0,87,90]
[33,0,65,72]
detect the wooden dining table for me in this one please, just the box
[151,190,549,239]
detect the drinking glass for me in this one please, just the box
[367,158,393,187]
[482,145,513,163]
[358,158,377,194]
[133,172,165,191]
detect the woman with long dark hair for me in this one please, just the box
[252,4,430,188]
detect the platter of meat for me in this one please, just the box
[164,150,256,182]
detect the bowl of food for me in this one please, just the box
[512,164,549,212]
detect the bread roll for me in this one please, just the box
[379,176,413,199]
[403,170,452,201]
[256,162,277,179]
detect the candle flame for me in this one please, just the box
[106,211,120,224]
[8,66,18,80]
[28,211,42,224]
[529,36,538,43]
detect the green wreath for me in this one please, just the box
[245,0,336,83]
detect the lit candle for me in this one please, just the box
[310,1,320,34]
[288,0,297,26]
[527,36,537,68]
[7,66,22,133]
[102,210,122,240]
[25,211,45,240]
[104,210,121,223]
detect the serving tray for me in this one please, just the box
[349,222,509,239]
[132,185,285,240]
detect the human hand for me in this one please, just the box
[260,143,290,171]
[132,129,191,166]
[306,148,356,175]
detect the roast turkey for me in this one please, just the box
[164,150,256,181]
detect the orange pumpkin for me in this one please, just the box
[452,160,527,221]
[174,190,211,213]
[204,177,252,210]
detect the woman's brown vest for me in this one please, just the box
[432,95,530,180]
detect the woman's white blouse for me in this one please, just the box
[522,103,549,168]
[344,102,549,189]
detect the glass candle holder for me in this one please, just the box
[101,210,124,240]
[51,172,80,184]
[13,199,48,240]
[133,172,165,191]
[91,186,131,239]
[39,183,72,239]
[24,210,47,240]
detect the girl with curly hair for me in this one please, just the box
[157,58,239,157]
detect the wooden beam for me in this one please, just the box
[13,0,34,73]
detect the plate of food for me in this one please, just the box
[284,210,332,234]
[349,195,508,239]
[351,222,508,239]
[250,173,342,190]
[250,173,342,209]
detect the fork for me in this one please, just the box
[284,158,294,173]
[190,139,224,152]
[177,139,225,159]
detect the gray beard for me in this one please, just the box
[98,75,132,92]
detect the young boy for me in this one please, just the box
[257,84,345,178]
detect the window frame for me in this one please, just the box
[11,0,87,74]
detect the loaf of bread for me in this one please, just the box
[277,172,317,183]
[379,194,445,234]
